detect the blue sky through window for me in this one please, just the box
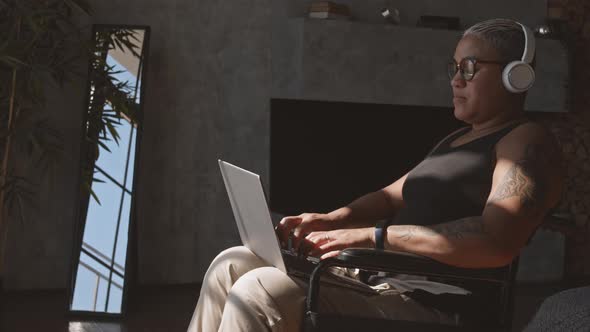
[71,53,139,314]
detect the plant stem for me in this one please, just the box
[0,17,21,278]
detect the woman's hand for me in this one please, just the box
[275,213,340,250]
[300,227,375,260]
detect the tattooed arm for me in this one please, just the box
[383,123,564,268]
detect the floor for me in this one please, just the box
[0,282,571,332]
[0,284,201,332]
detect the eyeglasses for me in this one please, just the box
[447,56,506,81]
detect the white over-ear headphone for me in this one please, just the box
[502,22,536,93]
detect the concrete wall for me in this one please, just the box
[3,76,87,289]
[273,19,569,112]
[280,0,546,27]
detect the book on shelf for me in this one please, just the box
[309,1,345,8]
[309,1,351,17]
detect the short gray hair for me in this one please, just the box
[463,19,529,64]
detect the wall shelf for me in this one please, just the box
[272,18,570,112]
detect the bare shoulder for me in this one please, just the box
[496,122,561,162]
[492,121,564,210]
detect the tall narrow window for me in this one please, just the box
[69,25,149,316]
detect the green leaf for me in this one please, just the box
[1,175,38,224]
[92,177,106,184]
[83,180,101,205]
[0,55,27,67]
[64,0,92,15]
[97,139,112,153]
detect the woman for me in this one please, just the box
[187,18,563,332]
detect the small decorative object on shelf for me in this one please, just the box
[308,1,351,20]
[535,24,552,37]
[381,8,400,25]
[535,18,569,39]
[417,15,461,30]
[546,0,566,20]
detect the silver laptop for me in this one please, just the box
[218,160,317,276]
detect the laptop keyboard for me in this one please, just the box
[281,249,319,277]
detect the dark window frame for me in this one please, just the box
[67,24,150,320]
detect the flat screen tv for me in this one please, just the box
[270,99,463,215]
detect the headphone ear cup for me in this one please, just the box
[502,61,535,93]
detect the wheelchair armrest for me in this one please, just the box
[306,248,513,314]
[332,248,509,282]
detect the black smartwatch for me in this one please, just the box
[374,220,389,250]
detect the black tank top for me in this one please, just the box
[393,122,525,226]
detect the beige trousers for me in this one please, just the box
[187,246,454,332]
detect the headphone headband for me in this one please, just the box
[517,22,535,64]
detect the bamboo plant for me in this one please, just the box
[0,0,140,281]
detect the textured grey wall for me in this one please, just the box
[4,0,551,289]
[3,77,86,289]
[286,0,546,27]
[273,19,569,112]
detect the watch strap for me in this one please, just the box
[375,220,389,250]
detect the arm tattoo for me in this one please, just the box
[395,218,486,241]
[492,162,538,208]
[395,226,418,242]
[431,219,487,239]
[395,225,438,241]
[490,142,553,210]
